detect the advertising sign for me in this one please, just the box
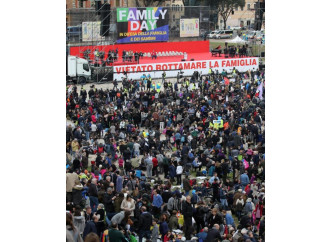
[180,18,199,37]
[116,7,169,43]
[82,22,105,42]
[114,57,259,79]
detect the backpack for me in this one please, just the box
[163,157,169,166]
[191,194,198,204]
[244,202,253,214]
[181,135,185,143]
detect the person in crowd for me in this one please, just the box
[138,206,153,242]
[82,215,98,240]
[67,213,83,242]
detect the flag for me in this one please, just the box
[257,81,264,100]
[224,77,229,85]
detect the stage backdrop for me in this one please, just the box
[116,7,169,44]
[180,18,199,37]
[82,22,105,42]
[113,57,259,80]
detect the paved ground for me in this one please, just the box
[67,77,182,95]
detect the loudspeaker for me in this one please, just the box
[181,59,185,61]
[100,3,111,36]
[261,52,265,57]
[95,0,101,15]
[190,58,194,61]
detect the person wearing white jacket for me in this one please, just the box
[235,196,245,220]
[176,162,183,185]
[120,194,136,217]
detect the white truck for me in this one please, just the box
[66,55,91,83]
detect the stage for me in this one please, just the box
[69,40,259,80]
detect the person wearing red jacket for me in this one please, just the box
[152,157,158,176]
[253,201,264,223]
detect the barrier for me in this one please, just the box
[113,57,259,80]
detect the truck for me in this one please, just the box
[66,55,91,83]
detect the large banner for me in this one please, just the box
[116,7,169,44]
[180,18,199,37]
[114,57,259,80]
[82,22,105,42]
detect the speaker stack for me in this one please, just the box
[95,0,102,15]
[100,3,111,36]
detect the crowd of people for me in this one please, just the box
[82,48,144,67]
[66,67,265,242]
[122,50,143,63]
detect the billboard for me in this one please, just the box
[116,7,169,44]
[180,18,199,37]
[82,22,105,42]
[113,57,259,80]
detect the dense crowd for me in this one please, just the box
[66,67,265,242]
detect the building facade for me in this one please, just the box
[218,0,257,29]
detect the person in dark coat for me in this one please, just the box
[159,214,169,240]
[183,176,191,196]
[212,178,220,202]
[138,206,153,242]
[169,163,176,183]
[207,208,224,228]
[82,215,98,240]
[72,157,81,171]
[72,180,84,207]
[103,188,116,220]
[240,212,253,228]
[181,196,194,240]
[204,224,221,242]
[73,127,83,141]
[88,178,99,214]
[95,204,105,237]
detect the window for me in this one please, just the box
[173,14,175,20]
[241,6,244,11]
[254,3,257,9]
[247,4,250,10]
[83,64,89,72]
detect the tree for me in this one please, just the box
[207,0,245,30]
[135,0,166,7]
